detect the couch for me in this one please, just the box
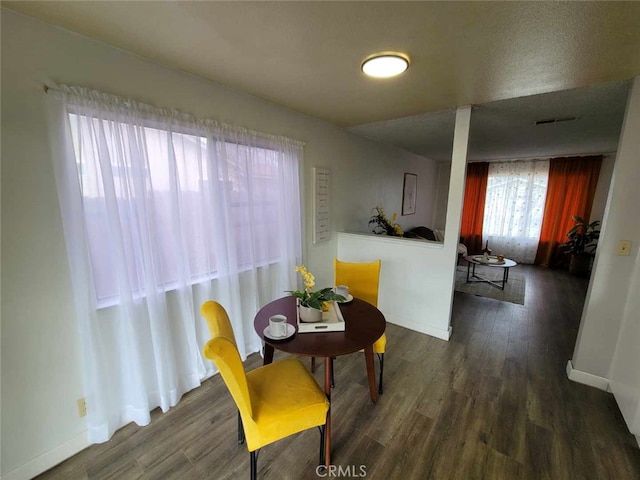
[405,226,468,257]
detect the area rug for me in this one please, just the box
[454,266,526,305]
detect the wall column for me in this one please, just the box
[442,106,472,333]
[570,76,640,392]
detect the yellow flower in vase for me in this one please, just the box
[295,265,315,291]
[288,265,346,311]
[369,206,404,237]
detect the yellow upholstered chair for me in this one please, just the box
[201,301,329,480]
[334,258,386,394]
[201,301,246,444]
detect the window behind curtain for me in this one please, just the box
[69,112,287,306]
[482,160,549,263]
[54,86,302,443]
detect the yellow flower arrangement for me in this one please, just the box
[369,206,404,237]
[296,265,315,291]
[288,265,345,310]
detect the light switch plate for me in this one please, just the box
[616,240,632,256]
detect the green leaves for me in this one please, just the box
[561,215,601,257]
[286,287,346,310]
[288,266,346,309]
[369,206,403,236]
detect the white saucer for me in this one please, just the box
[337,294,354,304]
[263,323,296,341]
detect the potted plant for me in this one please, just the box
[287,266,345,322]
[369,206,404,237]
[560,215,601,276]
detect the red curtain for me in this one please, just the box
[534,156,602,267]
[460,162,489,255]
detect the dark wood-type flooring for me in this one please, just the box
[37,265,640,479]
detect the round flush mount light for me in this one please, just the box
[361,52,410,78]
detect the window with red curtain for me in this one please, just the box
[534,156,602,267]
[460,162,489,255]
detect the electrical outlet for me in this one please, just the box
[616,240,632,256]
[77,397,87,417]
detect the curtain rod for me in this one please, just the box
[41,83,305,146]
[468,152,615,163]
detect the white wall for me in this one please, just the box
[590,154,616,225]
[570,77,640,438]
[309,133,439,285]
[432,161,451,231]
[0,10,439,478]
[608,247,640,438]
[338,233,453,339]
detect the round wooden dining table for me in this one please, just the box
[253,295,386,467]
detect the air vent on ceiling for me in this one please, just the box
[535,116,577,126]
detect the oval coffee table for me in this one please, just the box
[464,255,517,290]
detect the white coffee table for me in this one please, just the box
[464,255,517,290]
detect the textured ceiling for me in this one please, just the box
[350,81,630,161]
[4,1,639,160]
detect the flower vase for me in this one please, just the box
[299,304,323,323]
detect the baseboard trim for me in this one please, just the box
[1,431,89,480]
[566,360,610,391]
[385,314,452,341]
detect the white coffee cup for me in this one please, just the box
[268,314,288,338]
[335,285,349,299]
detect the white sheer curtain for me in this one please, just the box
[49,86,302,443]
[482,160,549,264]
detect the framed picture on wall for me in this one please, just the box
[402,173,417,215]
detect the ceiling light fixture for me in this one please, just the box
[361,52,410,78]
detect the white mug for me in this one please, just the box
[335,285,349,299]
[268,314,288,337]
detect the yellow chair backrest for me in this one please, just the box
[201,301,252,420]
[203,336,253,420]
[201,300,237,345]
[334,258,381,307]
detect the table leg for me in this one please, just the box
[364,345,378,404]
[263,344,274,366]
[467,263,510,290]
[324,356,331,467]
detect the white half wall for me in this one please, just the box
[337,233,453,340]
